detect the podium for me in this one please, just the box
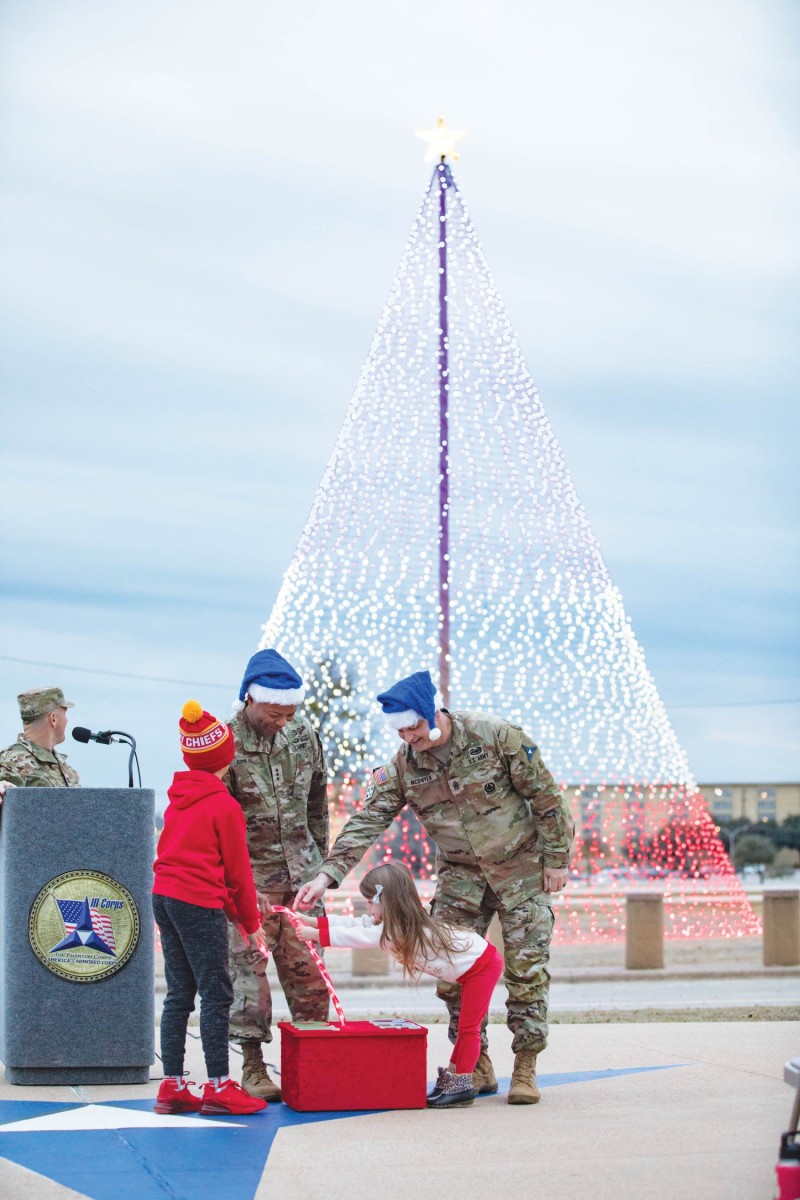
[0,787,155,1085]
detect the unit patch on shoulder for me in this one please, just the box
[524,745,537,762]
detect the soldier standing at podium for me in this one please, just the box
[225,649,330,1102]
[0,687,81,801]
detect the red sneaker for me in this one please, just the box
[154,1079,203,1114]
[200,1079,268,1115]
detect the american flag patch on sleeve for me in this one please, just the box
[373,765,389,785]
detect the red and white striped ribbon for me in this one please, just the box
[268,905,346,1025]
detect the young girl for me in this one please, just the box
[295,861,503,1108]
[152,700,270,1117]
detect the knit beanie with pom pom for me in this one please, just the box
[231,648,305,714]
[376,670,443,740]
[179,700,235,772]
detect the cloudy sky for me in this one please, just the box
[1,0,798,802]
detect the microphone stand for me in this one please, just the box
[105,732,141,788]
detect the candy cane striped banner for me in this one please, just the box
[270,905,346,1024]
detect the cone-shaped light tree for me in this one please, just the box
[261,121,759,941]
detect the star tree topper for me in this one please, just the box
[415,115,467,162]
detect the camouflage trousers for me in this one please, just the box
[228,891,329,1045]
[432,885,554,1055]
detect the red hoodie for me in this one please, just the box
[153,769,260,935]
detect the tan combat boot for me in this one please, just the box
[240,1041,281,1102]
[472,1050,498,1095]
[507,1050,540,1105]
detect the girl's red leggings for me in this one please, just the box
[451,943,504,1073]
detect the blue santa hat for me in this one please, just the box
[232,649,305,713]
[376,670,442,740]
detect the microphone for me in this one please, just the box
[71,728,141,788]
[72,727,115,745]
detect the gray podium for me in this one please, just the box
[0,787,155,1085]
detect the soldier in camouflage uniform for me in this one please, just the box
[296,669,574,1106]
[226,649,330,1101]
[0,688,80,801]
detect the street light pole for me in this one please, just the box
[721,825,747,871]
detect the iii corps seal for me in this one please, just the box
[29,870,140,983]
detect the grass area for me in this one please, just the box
[548,1007,800,1023]
[335,1006,799,1024]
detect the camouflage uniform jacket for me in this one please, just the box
[322,711,574,914]
[226,712,329,893]
[0,735,81,787]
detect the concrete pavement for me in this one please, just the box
[0,1021,796,1200]
[2,936,798,1199]
[261,1022,799,1200]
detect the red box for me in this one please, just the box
[278,1020,428,1111]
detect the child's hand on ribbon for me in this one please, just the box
[296,925,321,943]
[235,924,269,958]
[270,904,346,1024]
[249,927,269,956]
[292,911,318,927]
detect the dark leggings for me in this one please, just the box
[152,894,233,1079]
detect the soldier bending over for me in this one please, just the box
[296,669,574,1105]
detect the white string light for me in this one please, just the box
[261,167,759,941]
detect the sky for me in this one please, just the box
[1,0,798,806]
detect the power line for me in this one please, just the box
[670,698,800,710]
[0,656,232,692]
[0,655,797,710]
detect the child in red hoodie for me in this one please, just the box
[152,701,269,1116]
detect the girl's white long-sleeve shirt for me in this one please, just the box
[317,913,491,982]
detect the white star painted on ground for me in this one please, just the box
[0,1103,244,1133]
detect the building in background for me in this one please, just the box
[699,783,800,824]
